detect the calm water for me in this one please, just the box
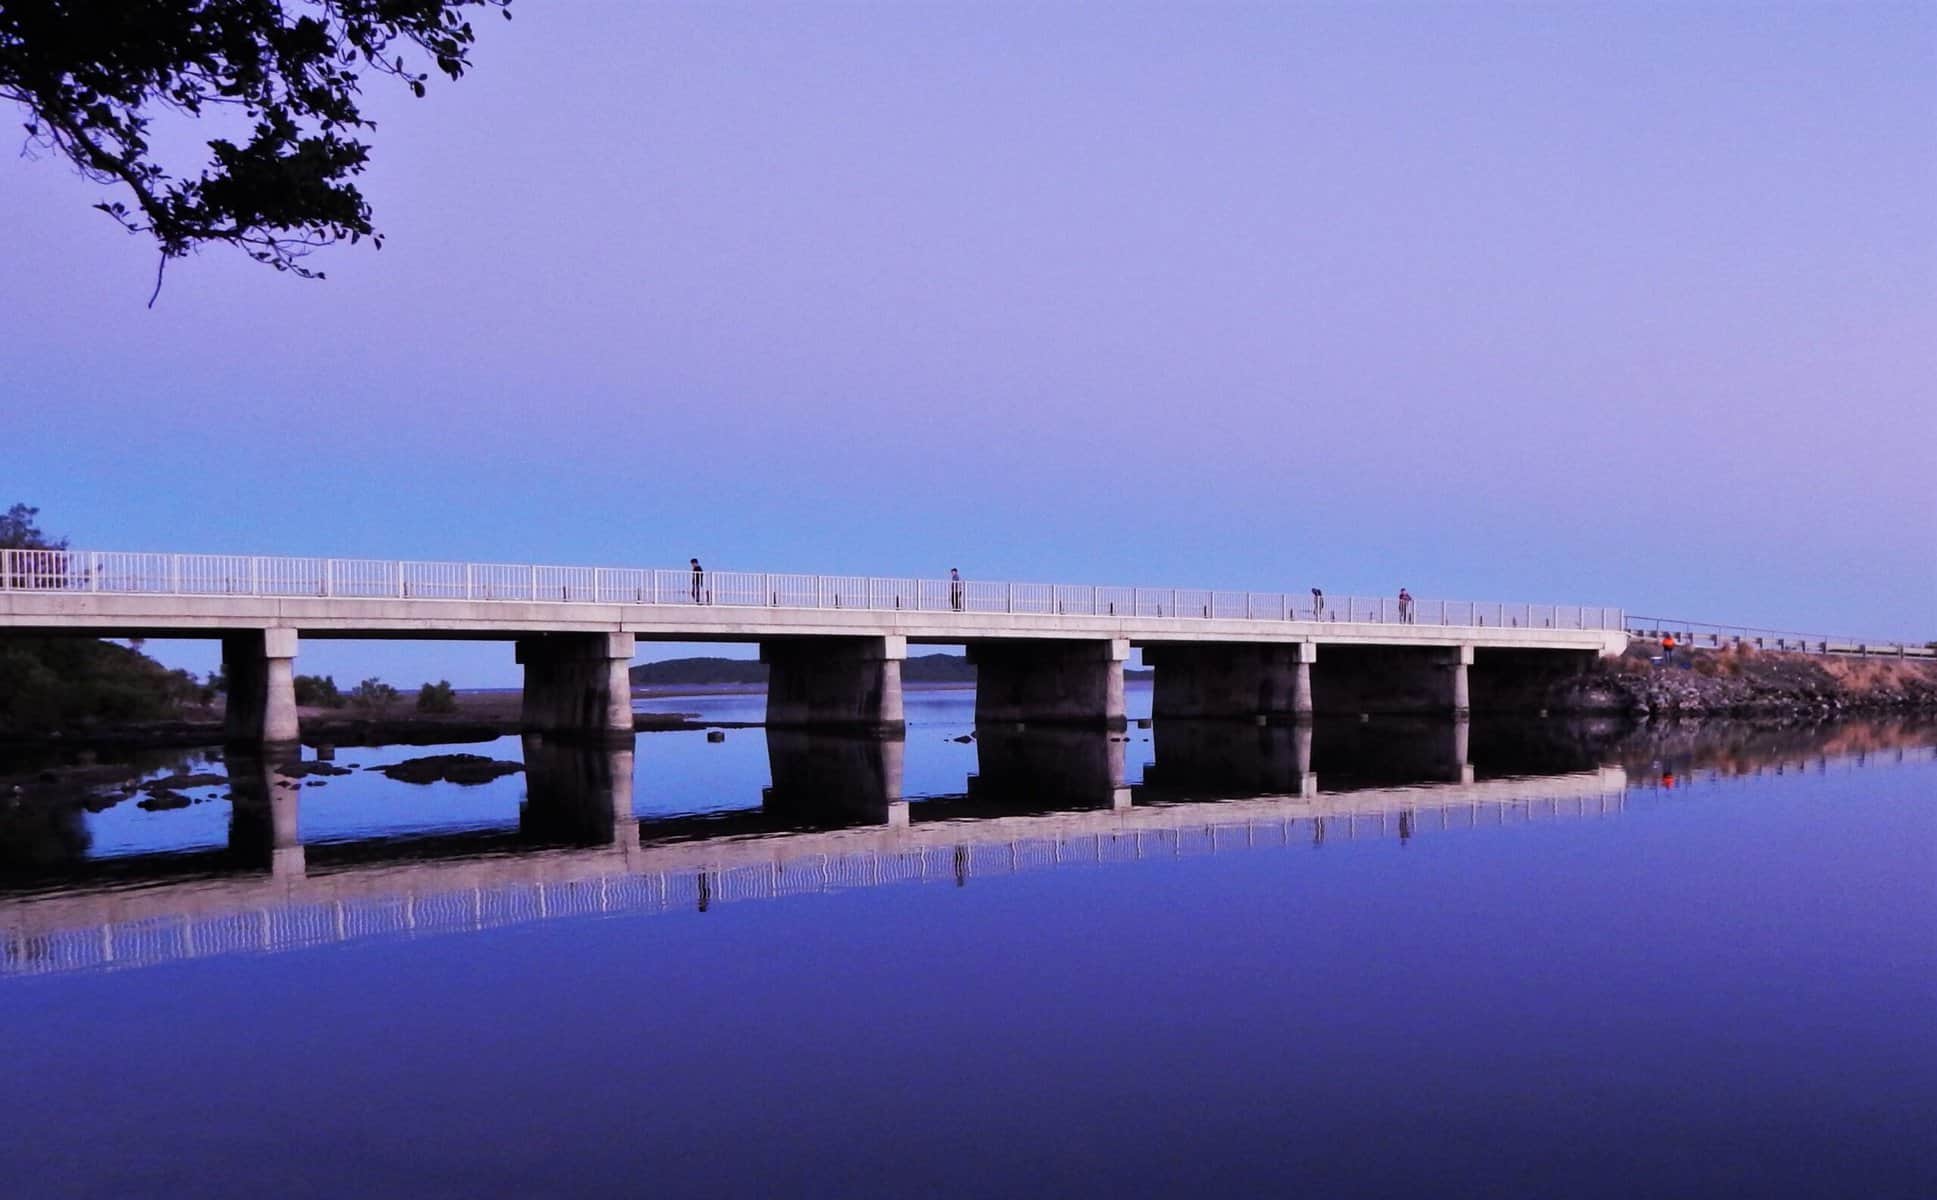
[2,687,1933,1198]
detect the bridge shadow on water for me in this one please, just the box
[3,715,1935,976]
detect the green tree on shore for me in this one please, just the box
[0,503,203,733]
[0,503,64,550]
[350,677,399,716]
[294,674,346,708]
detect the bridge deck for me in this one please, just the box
[0,591,1625,653]
[1,548,1626,653]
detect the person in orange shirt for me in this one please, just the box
[1660,633,1677,665]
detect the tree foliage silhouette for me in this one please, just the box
[1,0,512,302]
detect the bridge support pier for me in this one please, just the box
[223,628,300,745]
[762,636,905,735]
[1146,641,1314,722]
[969,638,1127,728]
[517,632,636,738]
[1443,645,1473,719]
[1311,643,1474,717]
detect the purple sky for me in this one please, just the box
[4,3,1932,686]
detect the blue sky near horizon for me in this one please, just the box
[4,3,1932,686]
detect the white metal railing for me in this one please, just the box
[1626,616,1933,659]
[0,546,1628,632]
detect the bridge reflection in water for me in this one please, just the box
[13,715,1850,979]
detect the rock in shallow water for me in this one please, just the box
[370,754,525,786]
[281,761,354,779]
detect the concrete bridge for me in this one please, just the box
[1,548,1626,742]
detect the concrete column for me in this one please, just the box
[517,632,635,738]
[1444,644,1474,718]
[969,638,1126,728]
[223,628,299,745]
[1291,641,1315,722]
[761,636,905,734]
[1146,641,1310,722]
[1310,644,1473,717]
[764,730,906,826]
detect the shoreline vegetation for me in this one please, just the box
[2,645,1933,751]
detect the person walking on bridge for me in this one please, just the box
[1398,587,1414,623]
[949,567,964,612]
[1311,587,1325,620]
[690,558,705,605]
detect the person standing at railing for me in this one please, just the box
[950,567,964,612]
[690,558,705,604]
[1311,587,1325,620]
[1398,587,1414,624]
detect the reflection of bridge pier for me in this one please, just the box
[225,752,304,879]
[763,730,908,828]
[4,761,1646,977]
[1444,719,1474,785]
[967,727,1130,812]
[521,735,639,849]
[1143,721,1316,800]
[1306,717,1475,788]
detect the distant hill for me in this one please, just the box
[630,653,1149,687]
[630,657,768,686]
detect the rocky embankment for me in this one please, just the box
[1542,645,1937,718]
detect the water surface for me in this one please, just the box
[2,693,1931,1198]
